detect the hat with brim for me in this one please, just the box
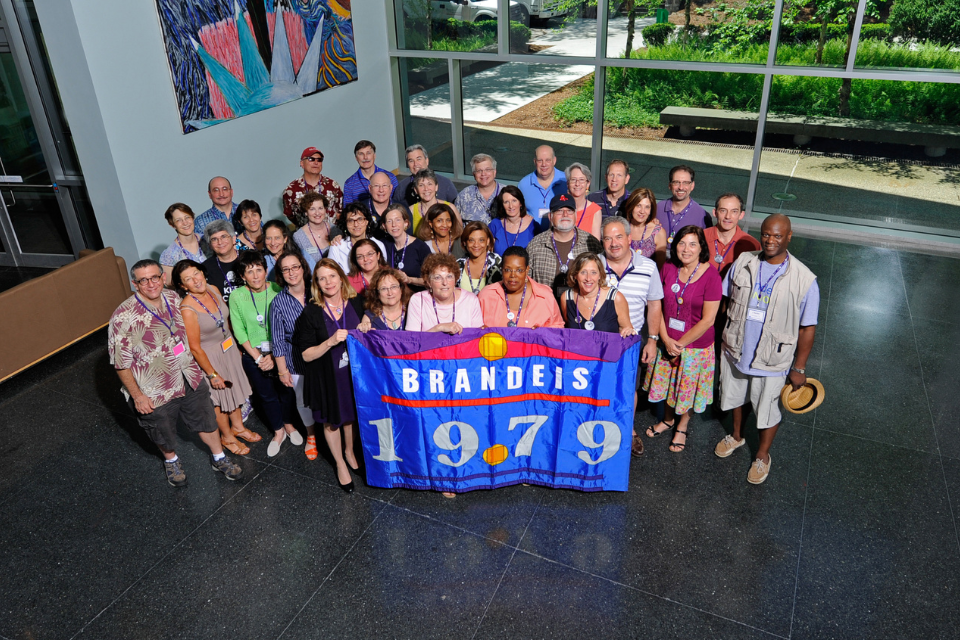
[780,378,825,414]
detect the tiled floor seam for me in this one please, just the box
[786,241,833,639]
[67,464,272,640]
[469,494,544,640]
[896,251,960,560]
[275,505,390,639]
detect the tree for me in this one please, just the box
[405,0,435,49]
[889,0,960,46]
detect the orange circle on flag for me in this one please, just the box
[479,332,508,361]
[483,444,509,466]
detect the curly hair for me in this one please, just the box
[365,268,411,317]
[420,252,460,284]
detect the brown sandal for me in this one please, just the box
[631,434,644,457]
[221,438,250,456]
[232,427,262,443]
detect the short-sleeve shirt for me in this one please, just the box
[108,290,205,407]
[517,170,567,223]
[587,190,627,218]
[203,255,243,303]
[282,174,344,227]
[194,203,237,239]
[660,262,723,349]
[343,166,398,205]
[656,199,711,241]
[455,183,502,225]
[527,229,604,297]
[722,259,820,377]
[159,238,206,267]
[703,226,761,277]
[599,252,664,334]
[394,174,459,207]
[405,290,484,331]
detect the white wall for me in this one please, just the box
[36,1,398,269]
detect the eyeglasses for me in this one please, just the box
[670,180,693,187]
[378,285,401,294]
[502,268,526,276]
[346,217,366,225]
[569,178,588,185]
[552,209,576,217]
[134,275,162,285]
[430,274,455,283]
[304,155,324,162]
[473,168,495,175]
[355,252,378,260]
[280,265,302,275]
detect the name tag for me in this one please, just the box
[538,208,549,220]
[746,308,766,323]
[668,317,686,332]
[259,341,272,353]
[172,341,186,356]
[339,351,350,369]
[221,336,235,352]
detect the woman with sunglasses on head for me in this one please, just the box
[293,192,338,266]
[294,259,366,492]
[173,259,255,455]
[328,202,386,275]
[624,187,666,268]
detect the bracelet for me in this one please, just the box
[255,354,263,365]
[207,372,219,379]
[279,370,289,377]
[647,335,659,341]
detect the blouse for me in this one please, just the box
[228,283,281,349]
[660,262,722,349]
[489,217,538,255]
[405,290,483,331]
[456,253,502,294]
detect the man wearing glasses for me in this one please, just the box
[108,259,243,487]
[202,220,243,303]
[518,145,567,225]
[527,193,603,299]
[194,176,237,241]
[656,165,712,254]
[282,146,344,227]
[455,153,503,225]
[343,140,399,205]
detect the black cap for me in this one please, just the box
[549,193,575,213]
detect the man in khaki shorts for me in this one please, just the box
[715,214,819,484]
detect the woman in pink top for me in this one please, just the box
[478,246,564,329]
[405,253,483,334]
[643,225,722,453]
[565,163,602,240]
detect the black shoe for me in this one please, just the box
[338,480,355,493]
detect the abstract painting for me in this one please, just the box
[154,0,357,133]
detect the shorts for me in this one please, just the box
[132,378,219,451]
[718,354,786,430]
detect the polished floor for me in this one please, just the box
[2,237,959,639]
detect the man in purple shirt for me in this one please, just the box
[656,165,712,251]
[343,140,399,205]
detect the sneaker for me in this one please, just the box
[240,398,253,422]
[164,458,187,487]
[747,455,772,485]
[211,455,243,481]
[715,435,746,458]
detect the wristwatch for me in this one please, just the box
[648,335,659,341]
[790,366,805,375]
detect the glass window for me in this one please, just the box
[5,186,71,254]
[399,58,454,174]
[597,67,759,217]
[511,4,595,57]
[755,76,960,234]
[775,1,859,68]
[461,59,591,183]
[395,0,499,53]
[854,3,960,71]
[605,0,770,63]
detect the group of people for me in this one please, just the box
[109,141,819,492]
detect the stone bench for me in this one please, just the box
[659,106,959,157]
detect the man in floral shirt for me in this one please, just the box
[281,147,343,227]
[108,259,243,487]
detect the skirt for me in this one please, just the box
[643,345,715,414]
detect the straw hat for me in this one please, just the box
[780,378,825,414]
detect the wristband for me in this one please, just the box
[255,354,263,365]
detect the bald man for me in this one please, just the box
[715,214,819,485]
[518,145,568,225]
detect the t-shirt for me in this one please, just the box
[656,199,711,243]
[703,226,760,277]
[203,255,243,303]
[599,253,664,334]
[722,259,820,376]
[660,262,722,349]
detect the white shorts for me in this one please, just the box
[290,374,315,427]
[718,354,785,430]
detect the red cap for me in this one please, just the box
[301,147,324,161]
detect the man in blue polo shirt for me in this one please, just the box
[343,140,398,205]
[193,176,238,240]
[518,145,567,225]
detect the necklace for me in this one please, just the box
[576,289,602,331]
[381,306,405,330]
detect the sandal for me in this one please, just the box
[221,438,250,456]
[645,421,675,439]
[304,435,318,461]
[669,427,689,453]
[232,427,262,443]
[631,434,644,457]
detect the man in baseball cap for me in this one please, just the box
[281,146,344,227]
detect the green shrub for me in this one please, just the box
[889,0,960,46]
[777,22,847,45]
[858,23,891,41]
[641,23,674,47]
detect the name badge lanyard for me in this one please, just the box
[136,294,185,355]
[467,254,490,294]
[248,287,268,327]
[552,234,577,273]
[191,294,226,335]
[307,221,327,252]
[714,237,735,264]
[216,257,234,285]
[505,282,527,327]
[753,257,790,307]
[576,289,602,331]
[575,202,589,230]
[325,299,349,367]
[176,235,202,261]
[432,293,456,325]
[631,223,651,251]
[605,262,634,288]
[666,201,693,244]
[671,263,701,311]
[244,226,262,248]
[394,234,409,270]
[505,218,522,249]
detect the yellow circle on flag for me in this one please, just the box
[478,332,508,361]
[483,444,510,466]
